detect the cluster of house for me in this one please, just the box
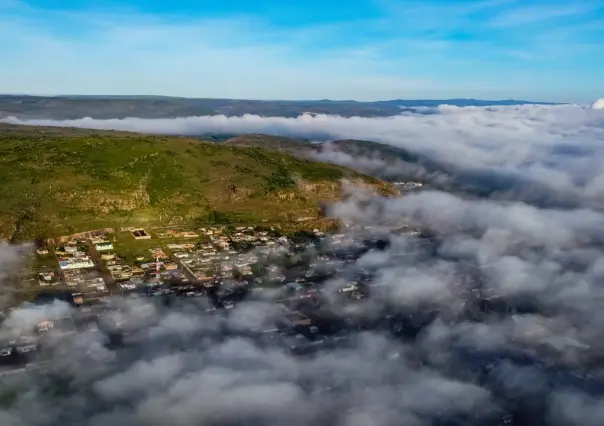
[37,271,59,287]
[25,226,309,308]
[64,269,109,305]
[107,259,142,282]
[98,243,187,292]
[179,243,254,284]
[47,239,109,305]
[0,312,77,361]
[157,229,199,239]
[92,237,143,288]
[139,247,189,286]
[229,227,287,246]
[55,242,95,270]
[177,227,289,285]
[0,334,37,358]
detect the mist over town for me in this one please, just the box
[2,0,604,425]
[0,97,602,426]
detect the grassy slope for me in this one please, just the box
[225,134,314,155]
[329,139,424,164]
[0,124,396,241]
[224,134,450,181]
[224,135,425,165]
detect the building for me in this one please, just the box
[131,229,151,240]
[58,256,94,270]
[94,241,114,251]
[164,262,178,271]
[38,271,58,286]
[36,321,54,333]
[101,252,116,261]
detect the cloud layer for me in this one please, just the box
[3,103,604,425]
[3,182,604,425]
[592,98,604,110]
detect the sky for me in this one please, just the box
[1,0,603,102]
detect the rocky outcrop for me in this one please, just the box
[56,188,151,213]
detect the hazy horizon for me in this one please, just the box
[1,0,603,102]
[0,93,564,103]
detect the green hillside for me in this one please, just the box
[225,134,314,156]
[224,134,424,165]
[0,124,397,241]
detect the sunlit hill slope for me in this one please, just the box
[0,124,397,241]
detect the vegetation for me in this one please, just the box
[331,139,424,164]
[0,124,397,241]
[225,134,313,156]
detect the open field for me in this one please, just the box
[111,231,175,265]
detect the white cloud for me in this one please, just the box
[487,2,597,28]
[591,98,604,110]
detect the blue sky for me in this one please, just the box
[1,0,603,102]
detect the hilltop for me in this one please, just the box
[0,124,397,241]
[222,134,503,197]
[225,135,568,206]
[224,134,433,172]
[224,134,428,162]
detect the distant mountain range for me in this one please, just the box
[0,94,560,120]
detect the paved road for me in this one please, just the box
[86,239,120,296]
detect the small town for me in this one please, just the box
[0,219,546,366]
[20,225,316,303]
[0,177,428,370]
[0,220,536,426]
[0,224,374,357]
[0,203,600,424]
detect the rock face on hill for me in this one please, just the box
[0,124,397,241]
